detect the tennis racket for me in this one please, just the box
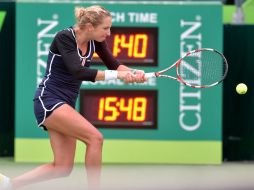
[145,48,228,88]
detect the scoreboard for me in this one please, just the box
[80,89,157,129]
[15,1,223,164]
[93,27,158,66]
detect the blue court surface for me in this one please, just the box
[1,158,254,190]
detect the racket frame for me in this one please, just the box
[145,48,228,88]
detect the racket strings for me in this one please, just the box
[178,50,227,87]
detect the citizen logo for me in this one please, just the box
[179,15,202,132]
[37,14,59,86]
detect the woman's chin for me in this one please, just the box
[96,37,106,42]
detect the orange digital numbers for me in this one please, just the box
[98,97,119,121]
[98,96,147,122]
[93,34,148,59]
[132,98,147,121]
[119,98,133,120]
[113,34,148,58]
[90,27,157,66]
[80,90,157,129]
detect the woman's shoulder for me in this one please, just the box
[55,27,75,40]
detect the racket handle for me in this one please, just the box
[144,72,156,78]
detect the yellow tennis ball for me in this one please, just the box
[236,83,248,94]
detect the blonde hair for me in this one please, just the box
[75,5,111,27]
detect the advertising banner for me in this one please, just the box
[15,1,222,163]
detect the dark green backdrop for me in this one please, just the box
[223,25,254,161]
[0,2,15,156]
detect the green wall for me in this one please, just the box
[15,1,223,164]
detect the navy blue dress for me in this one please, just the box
[34,27,120,130]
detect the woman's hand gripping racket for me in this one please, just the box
[145,48,228,88]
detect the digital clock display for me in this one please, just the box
[80,90,157,129]
[92,27,158,66]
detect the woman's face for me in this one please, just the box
[91,16,112,42]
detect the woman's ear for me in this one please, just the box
[86,23,94,32]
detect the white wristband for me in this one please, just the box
[104,70,118,81]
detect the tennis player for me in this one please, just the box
[0,5,145,190]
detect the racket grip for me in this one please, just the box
[144,72,156,78]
